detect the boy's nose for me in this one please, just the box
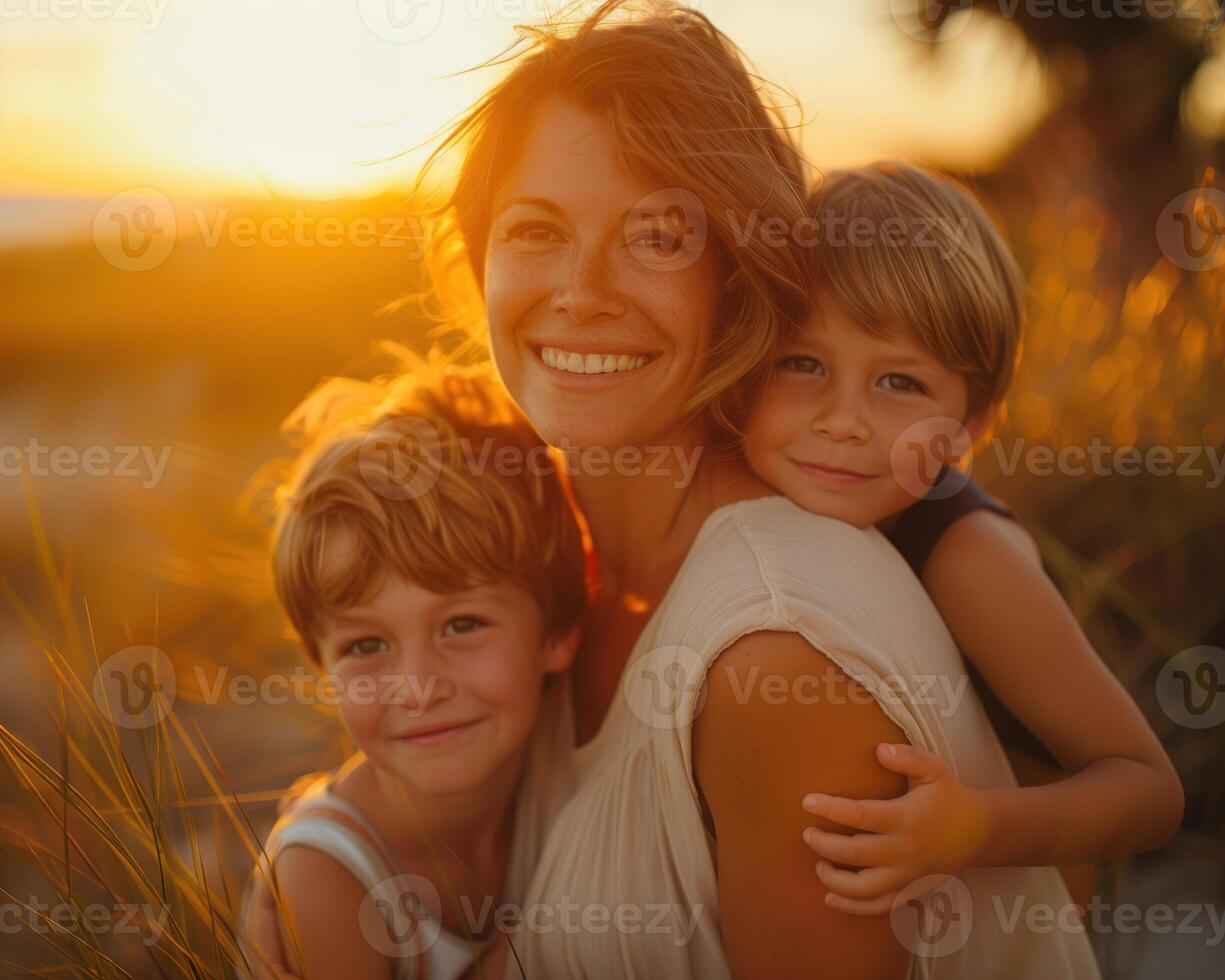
[392,646,454,714]
[810,389,870,444]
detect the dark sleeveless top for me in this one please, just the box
[883,468,1059,769]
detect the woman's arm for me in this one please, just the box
[801,510,1183,912]
[693,629,913,979]
[923,510,1183,865]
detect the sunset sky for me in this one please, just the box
[1,0,1047,203]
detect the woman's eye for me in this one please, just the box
[506,221,561,245]
[442,616,487,638]
[628,229,682,257]
[880,373,928,395]
[343,636,388,657]
[780,355,823,375]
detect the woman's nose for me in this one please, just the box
[551,242,627,324]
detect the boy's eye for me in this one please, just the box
[442,616,487,638]
[780,355,824,375]
[879,373,928,395]
[344,636,388,657]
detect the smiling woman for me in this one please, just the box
[418,4,811,452]
[482,100,728,449]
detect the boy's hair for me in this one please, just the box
[271,348,588,662]
[806,161,1025,416]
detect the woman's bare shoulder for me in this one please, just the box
[695,629,908,804]
[691,629,912,977]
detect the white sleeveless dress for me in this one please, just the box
[506,495,1101,979]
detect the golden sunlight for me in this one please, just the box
[1,0,1046,200]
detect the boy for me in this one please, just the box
[248,356,585,978]
[744,162,1183,914]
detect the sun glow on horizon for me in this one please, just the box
[0,0,1046,202]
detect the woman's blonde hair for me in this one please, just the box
[419,0,812,442]
[270,347,588,662]
[805,161,1025,416]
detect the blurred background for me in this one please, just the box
[2,1,1223,976]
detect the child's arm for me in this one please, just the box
[801,509,1184,915]
[271,846,396,979]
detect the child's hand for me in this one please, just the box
[800,742,990,916]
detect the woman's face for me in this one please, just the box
[484,99,724,451]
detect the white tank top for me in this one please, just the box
[257,760,490,980]
[251,672,575,980]
[510,495,1102,979]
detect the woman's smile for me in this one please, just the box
[529,341,660,388]
[538,344,653,374]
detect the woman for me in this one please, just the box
[245,3,1100,977]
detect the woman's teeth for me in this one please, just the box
[541,346,649,374]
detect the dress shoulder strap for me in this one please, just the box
[263,773,495,980]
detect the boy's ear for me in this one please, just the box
[543,622,581,673]
[964,399,1000,445]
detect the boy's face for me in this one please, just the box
[744,299,992,529]
[315,539,576,797]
